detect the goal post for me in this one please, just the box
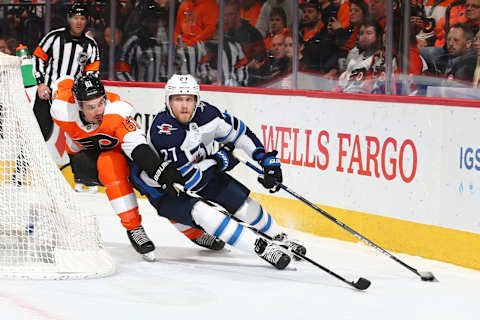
[0,52,115,279]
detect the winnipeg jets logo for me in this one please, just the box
[157,123,178,135]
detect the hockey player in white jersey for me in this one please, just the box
[131,74,306,269]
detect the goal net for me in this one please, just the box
[0,52,115,279]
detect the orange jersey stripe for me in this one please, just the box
[115,61,132,73]
[33,46,49,62]
[234,55,248,69]
[84,60,100,72]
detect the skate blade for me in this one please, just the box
[142,252,156,262]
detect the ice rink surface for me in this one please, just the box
[1,193,478,320]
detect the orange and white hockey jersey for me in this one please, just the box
[50,76,145,230]
[50,77,145,159]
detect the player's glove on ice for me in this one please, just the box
[211,142,239,172]
[153,160,185,196]
[254,150,282,193]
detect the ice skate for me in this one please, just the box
[127,225,155,256]
[191,232,225,251]
[274,232,306,260]
[74,183,98,194]
[254,238,291,270]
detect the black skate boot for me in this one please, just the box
[127,225,155,255]
[191,232,226,251]
[254,238,291,270]
[274,232,307,261]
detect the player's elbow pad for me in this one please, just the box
[131,144,163,178]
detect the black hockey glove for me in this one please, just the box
[211,142,239,172]
[257,150,282,193]
[152,160,185,196]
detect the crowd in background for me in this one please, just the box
[1,0,480,97]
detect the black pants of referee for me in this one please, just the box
[33,91,54,141]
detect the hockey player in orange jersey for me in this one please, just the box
[50,74,225,260]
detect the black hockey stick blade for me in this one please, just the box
[418,271,438,282]
[352,277,371,290]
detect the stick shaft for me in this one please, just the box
[233,150,429,280]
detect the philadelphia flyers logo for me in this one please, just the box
[75,134,119,151]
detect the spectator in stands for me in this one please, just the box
[224,0,266,63]
[420,0,469,74]
[368,0,387,29]
[256,0,296,37]
[433,0,467,49]
[249,33,290,86]
[328,0,368,73]
[0,37,11,55]
[4,7,44,53]
[472,29,480,87]
[429,0,480,49]
[466,0,480,32]
[336,0,353,28]
[124,0,170,41]
[99,26,123,80]
[116,1,167,82]
[241,0,263,27]
[438,23,476,84]
[51,0,68,29]
[299,0,339,78]
[6,38,19,56]
[124,0,149,36]
[284,30,294,59]
[264,7,289,51]
[413,0,450,48]
[174,0,219,47]
[323,0,341,25]
[336,19,387,93]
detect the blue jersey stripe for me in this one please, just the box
[213,216,231,238]
[216,127,233,142]
[250,207,264,226]
[227,224,243,245]
[130,166,164,198]
[185,169,202,190]
[232,120,245,144]
[179,162,193,175]
[260,214,272,233]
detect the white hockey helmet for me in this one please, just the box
[165,74,201,120]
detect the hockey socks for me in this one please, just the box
[191,201,291,269]
[233,197,281,237]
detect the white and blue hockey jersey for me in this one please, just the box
[145,101,264,192]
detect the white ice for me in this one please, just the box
[1,193,478,320]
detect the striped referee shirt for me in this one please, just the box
[175,42,211,84]
[33,27,100,89]
[116,34,168,82]
[219,40,248,86]
[204,39,248,86]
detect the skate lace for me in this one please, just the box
[284,239,302,251]
[194,233,215,247]
[130,227,149,246]
[274,233,304,252]
[262,244,285,264]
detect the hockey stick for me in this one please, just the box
[232,150,438,282]
[173,183,371,291]
[60,162,71,171]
